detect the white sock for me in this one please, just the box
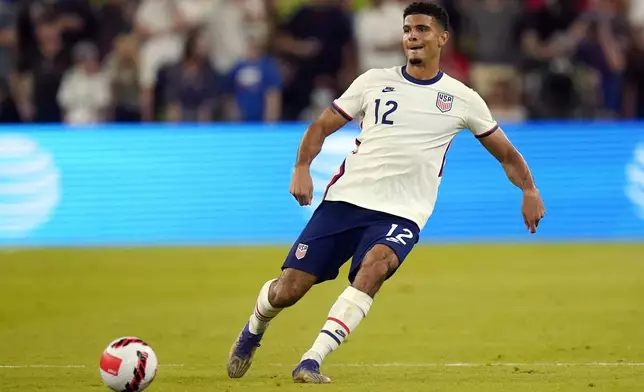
[248,279,282,335]
[301,286,373,364]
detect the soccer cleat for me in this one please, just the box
[292,359,332,384]
[227,322,263,378]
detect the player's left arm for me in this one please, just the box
[467,91,545,233]
[478,129,535,192]
[478,129,545,234]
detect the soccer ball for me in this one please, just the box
[99,337,158,391]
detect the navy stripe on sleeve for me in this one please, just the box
[332,102,353,121]
[475,124,499,139]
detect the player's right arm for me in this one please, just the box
[290,107,351,206]
[290,71,371,206]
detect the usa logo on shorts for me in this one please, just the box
[436,92,454,113]
[295,243,309,260]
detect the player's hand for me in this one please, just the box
[522,188,545,234]
[290,166,314,206]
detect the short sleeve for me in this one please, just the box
[466,90,499,139]
[332,70,371,122]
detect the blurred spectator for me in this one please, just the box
[16,0,48,78]
[53,0,97,48]
[629,0,644,26]
[135,0,190,121]
[0,0,16,83]
[164,28,219,123]
[520,0,588,118]
[437,0,463,39]
[0,80,20,123]
[176,0,214,27]
[576,1,629,117]
[440,37,470,85]
[17,0,98,58]
[460,0,522,100]
[487,80,527,122]
[14,16,70,123]
[0,0,641,125]
[152,61,173,121]
[354,0,405,73]
[0,0,17,124]
[224,37,282,122]
[299,75,335,122]
[104,34,141,122]
[623,25,644,118]
[206,0,268,74]
[96,0,138,59]
[521,0,584,62]
[58,41,111,125]
[276,0,355,120]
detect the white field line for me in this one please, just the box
[1,362,642,369]
[313,362,644,368]
[0,364,184,369]
[0,365,87,369]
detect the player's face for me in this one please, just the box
[402,14,449,66]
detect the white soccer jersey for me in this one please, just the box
[324,66,499,230]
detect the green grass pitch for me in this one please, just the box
[1,244,643,391]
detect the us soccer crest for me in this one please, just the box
[436,92,454,113]
[295,243,309,260]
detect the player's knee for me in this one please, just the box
[361,245,399,280]
[268,274,313,308]
[269,282,304,308]
[361,259,394,281]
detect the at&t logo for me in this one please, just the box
[626,143,644,220]
[0,135,60,237]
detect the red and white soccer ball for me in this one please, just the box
[99,337,158,391]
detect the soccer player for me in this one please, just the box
[227,1,545,383]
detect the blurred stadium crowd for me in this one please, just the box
[0,0,643,125]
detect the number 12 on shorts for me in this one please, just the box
[385,224,413,245]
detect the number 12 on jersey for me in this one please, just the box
[375,99,398,125]
[386,223,413,245]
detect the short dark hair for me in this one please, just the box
[403,2,450,32]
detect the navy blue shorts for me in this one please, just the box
[282,201,420,284]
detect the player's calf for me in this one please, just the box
[228,269,316,379]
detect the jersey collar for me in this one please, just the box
[401,66,444,86]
